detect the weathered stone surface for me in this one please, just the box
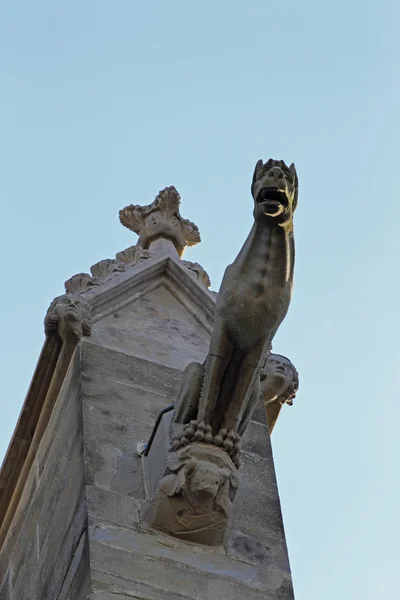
[119,186,201,257]
[80,345,180,501]
[44,294,92,340]
[58,531,91,600]
[89,285,209,369]
[86,485,141,530]
[0,351,88,600]
[89,531,292,600]
[80,339,182,399]
[232,450,286,540]
[80,341,293,598]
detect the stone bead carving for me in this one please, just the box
[44,294,92,341]
[144,443,239,546]
[119,186,201,257]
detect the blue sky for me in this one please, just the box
[1,2,399,598]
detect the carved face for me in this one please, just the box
[187,460,222,499]
[45,294,92,338]
[261,354,299,405]
[252,159,298,223]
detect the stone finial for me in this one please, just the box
[119,186,201,258]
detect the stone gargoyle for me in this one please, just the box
[171,158,298,466]
[146,158,298,545]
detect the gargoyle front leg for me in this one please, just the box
[173,318,232,449]
[237,373,261,438]
[197,317,232,425]
[216,343,265,465]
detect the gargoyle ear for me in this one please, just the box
[289,163,297,180]
[252,159,263,188]
[164,469,187,496]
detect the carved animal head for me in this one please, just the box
[164,452,239,516]
[45,294,92,340]
[260,353,299,406]
[252,159,298,224]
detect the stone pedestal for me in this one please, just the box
[145,438,239,545]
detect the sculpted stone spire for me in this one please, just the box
[119,186,201,258]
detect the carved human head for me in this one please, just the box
[45,294,92,340]
[251,159,298,223]
[260,353,299,406]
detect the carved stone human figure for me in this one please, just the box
[261,354,299,433]
[45,294,92,341]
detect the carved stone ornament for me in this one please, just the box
[44,294,92,341]
[64,273,99,295]
[64,245,153,295]
[181,260,211,288]
[119,186,201,257]
[115,245,151,266]
[144,443,239,546]
[172,158,298,461]
[146,158,299,546]
[90,259,124,282]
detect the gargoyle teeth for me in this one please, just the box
[264,205,284,217]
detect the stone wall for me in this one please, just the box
[0,352,90,600]
[0,324,294,600]
[81,340,294,600]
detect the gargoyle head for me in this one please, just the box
[251,159,298,223]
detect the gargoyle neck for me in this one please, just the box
[236,219,295,285]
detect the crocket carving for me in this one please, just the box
[172,159,298,466]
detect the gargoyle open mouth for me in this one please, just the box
[256,187,289,216]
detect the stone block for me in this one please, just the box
[81,341,182,399]
[89,523,292,598]
[81,371,171,452]
[58,531,91,600]
[86,485,141,530]
[89,284,209,370]
[90,541,291,600]
[241,419,271,459]
[231,451,286,541]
